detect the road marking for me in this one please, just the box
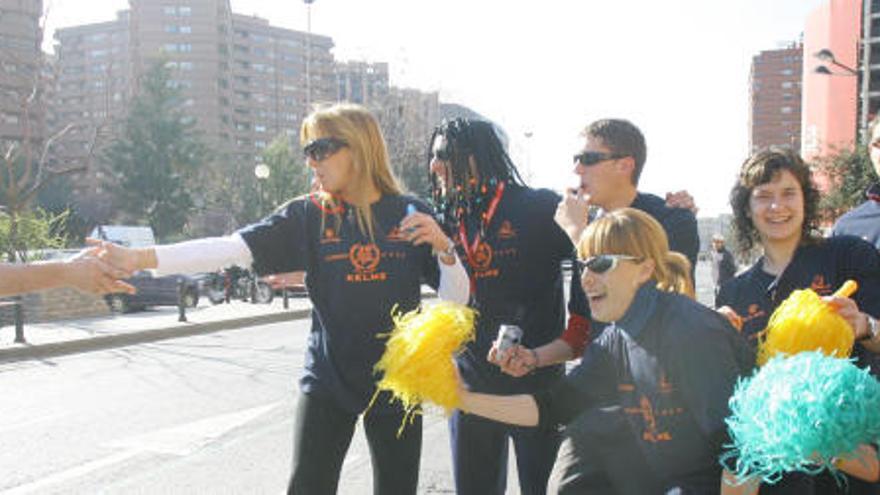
[105,402,281,456]
[1,451,139,495]
[0,412,70,434]
[1,402,282,494]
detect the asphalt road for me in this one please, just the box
[0,320,465,494]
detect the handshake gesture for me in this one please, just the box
[0,239,146,298]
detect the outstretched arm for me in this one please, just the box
[458,388,539,427]
[0,248,135,297]
[91,235,254,277]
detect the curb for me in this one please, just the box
[0,308,312,363]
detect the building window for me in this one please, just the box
[255,124,267,133]
[781,106,792,114]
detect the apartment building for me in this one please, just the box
[749,42,803,154]
[51,0,335,227]
[0,0,45,145]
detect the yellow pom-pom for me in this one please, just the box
[757,281,857,366]
[371,302,476,430]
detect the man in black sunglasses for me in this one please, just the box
[555,118,699,277]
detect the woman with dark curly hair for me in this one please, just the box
[716,147,880,494]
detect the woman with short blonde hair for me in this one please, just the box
[459,207,751,494]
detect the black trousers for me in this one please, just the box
[287,392,422,495]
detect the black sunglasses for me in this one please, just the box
[303,137,347,161]
[576,254,640,274]
[573,151,628,167]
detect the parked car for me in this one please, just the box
[105,271,199,313]
[264,271,308,297]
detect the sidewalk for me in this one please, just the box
[0,296,313,362]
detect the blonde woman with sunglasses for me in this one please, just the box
[91,103,469,494]
[460,208,753,494]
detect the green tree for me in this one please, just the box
[36,174,89,242]
[103,61,208,240]
[815,145,876,221]
[0,208,68,261]
[259,136,311,213]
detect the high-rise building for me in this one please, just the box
[0,0,45,146]
[51,0,336,228]
[336,60,389,106]
[50,11,131,222]
[863,0,880,126]
[749,42,803,154]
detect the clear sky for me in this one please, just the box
[43,0,827,216]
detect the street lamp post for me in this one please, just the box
[304,0,315,186]
[814,48,868,140]
[254,162,271,217]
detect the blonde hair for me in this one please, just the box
[578,208,694,298]
[300,103,402,238]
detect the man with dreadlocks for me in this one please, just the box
[429,118,586,495]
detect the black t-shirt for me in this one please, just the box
[716,236,880,374]
[833,184,880,251]
[453,185,576,394]
[238,193,440,413]
[535,285,752,492]
[631,192,700,278]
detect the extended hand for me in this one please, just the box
[86,238,144,275]
[64,247,136,295]
[665,190,698,215]
[824,296,868,339]
[487,344,537,377]
[555,188,590,243]
[399,212,453,255]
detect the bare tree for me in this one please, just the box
[0,5,104,260]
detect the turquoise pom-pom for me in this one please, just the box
[721,351,880,484]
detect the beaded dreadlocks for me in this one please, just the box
[428,118,526,232]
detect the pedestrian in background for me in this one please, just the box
[711,233,736,296]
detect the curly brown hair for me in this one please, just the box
[729,148,821,253]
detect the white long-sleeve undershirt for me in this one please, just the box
[153,234,470,304]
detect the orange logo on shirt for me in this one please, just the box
[741,303,766,327]
[497,220,517,240]
[346,243,388,282]
[320,227,341,244]
[470,241,494,271]
[811,275,832,295]
[625,396,673,443]
[658,371,674,393]
[349,243,381,273]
